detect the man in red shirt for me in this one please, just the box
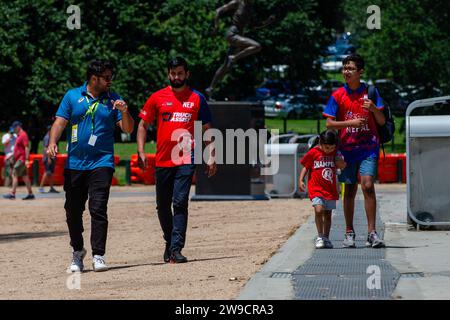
[3,121,35,200]
[137,57,217,263]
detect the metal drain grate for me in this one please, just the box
[270,272,292,279]
[293,275,396,300]
[400,272,425,278]
[292,200,401,299]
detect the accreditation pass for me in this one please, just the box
[71,124,78,143]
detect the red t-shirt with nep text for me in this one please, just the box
[300,146,339,201]
[14,130,29,162]
[139,86,212,167]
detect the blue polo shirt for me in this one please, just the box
[56,82,123,170]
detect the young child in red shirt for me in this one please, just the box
[299,130,346,249]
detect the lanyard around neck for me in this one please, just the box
[84,96,100,132]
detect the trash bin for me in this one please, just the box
[264,134,316,198]
[406,95,450,228]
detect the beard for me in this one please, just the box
[170,78,186,88]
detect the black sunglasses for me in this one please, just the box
[97,74,115,82]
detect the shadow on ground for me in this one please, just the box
[0,231,67,243]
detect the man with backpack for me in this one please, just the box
[323,54,392,248]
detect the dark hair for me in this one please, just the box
[342,53,364,70]
[319,129,338,146]
[86,59,114,81]
[167,56,189,72]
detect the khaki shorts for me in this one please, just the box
[13,160,27,177]
[4,157,14,178]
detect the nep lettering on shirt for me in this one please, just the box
[182,102,194,109]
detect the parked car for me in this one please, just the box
[373,79,410,116]
[264,94,325,119]
[256,80,291,99]
[401,85,443,103]
[325,43,356,56]
[320,54,348,72]
[308,79,344,104]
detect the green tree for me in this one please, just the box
[342,0,450,93]
[0,0,339,129]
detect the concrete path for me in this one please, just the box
[238,184,450,300]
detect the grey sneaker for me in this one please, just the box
[92,255,109,272]
[366,231,385,248]
[323,237,334,249]
[315,237,325,249]
[3,193,15,200]
[69,248,87,272]
[343,231,356,248]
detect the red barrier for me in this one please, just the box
[129,154,197,185]
[130,154,156,185]
[377,153,406,183]
[5,153,122,186]
[0,155,5,185]
[111,155,120,186]
[28,154,67,185]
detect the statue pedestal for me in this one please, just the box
[191,101,269,201]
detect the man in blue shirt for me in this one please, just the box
[47,60,134,272]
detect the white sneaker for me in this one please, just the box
[343,231,356,248]
[366,231,386,248]
[315,237,325,249]
[92,255,109,272]
[69,248,87,272]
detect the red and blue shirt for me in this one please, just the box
[139,86,212,167]
[323,83,384,163]
[300,146,340,201]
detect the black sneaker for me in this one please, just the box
[3,193,15,200]
[170,251,188,264]
[163,243,171,263]
[22,194,35,200]
[48,187,60,194]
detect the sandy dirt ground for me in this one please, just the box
[0,185,311,300]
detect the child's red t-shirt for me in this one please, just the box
[300,146,340,201]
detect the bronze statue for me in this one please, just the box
[206,0,275,100]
